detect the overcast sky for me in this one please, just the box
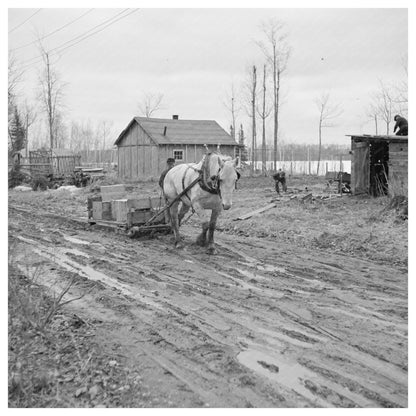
[8,7,408,147]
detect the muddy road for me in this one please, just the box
[9,203,408,407]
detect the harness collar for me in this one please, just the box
[199,153,221,195]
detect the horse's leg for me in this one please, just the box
[206,208,220,255]
[192,203,209,247]
[169,200,183,248]
[196,222,209,247]
[178,202,191,226]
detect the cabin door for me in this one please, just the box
[351,141,370,195]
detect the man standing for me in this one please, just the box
[159,158,175,188]
[393,115,408,136]
[272,168,287,194]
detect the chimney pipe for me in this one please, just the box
[163,126,167,136]
[172,115,179,120]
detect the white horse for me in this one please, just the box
[162,153,239,254]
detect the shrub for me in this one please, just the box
[31,175,50,191]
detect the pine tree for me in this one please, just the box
[8,106,26,156]
[238,124,249,162]
[8,106,27,187]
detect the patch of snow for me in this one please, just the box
[13,185,32,192]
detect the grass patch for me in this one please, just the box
[8,241,145,407]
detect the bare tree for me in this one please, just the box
[366,103,379,135]
[37,44,66,149]
[393,56,408,117]
[250,65,257,175]
[98,120,113,151]
[96,120,114,163]
[8,52,23,109]
[257,64,272,175]
[257,19,291,171]
[138,92,164,117]
[369,81,396,136]
[315,93,343,175]
[53,114,69,149]
[21,101,37,157]
[223,82,241,141]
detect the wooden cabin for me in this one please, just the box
[114,116,239,180]
[348,135,408,196]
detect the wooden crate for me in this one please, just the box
[101,184,126,202]
[92,201,103,220]
[102,201,112,221]
[127,210,155,226]
[90,196,168,227]
[87,195,102,219]
[127,197,162,210]
[111,199,129,222]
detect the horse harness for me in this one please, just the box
[179,153,241,205]
[180,153,222,204]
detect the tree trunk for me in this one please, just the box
[231,96,236,142]
[251,65,257,175]
[261,65,267,175]
[25,114,29,158]
[273,44,278,171]
[317,117,322,175]
[276,69,281,168]
[45,53,54,150]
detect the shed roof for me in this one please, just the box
[347,134,408,143]
[115,117,238,146]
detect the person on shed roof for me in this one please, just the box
[159,158,176,189]
[393,115,408,136]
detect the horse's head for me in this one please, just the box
[217,157,239,210]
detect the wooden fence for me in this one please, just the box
[13,150,82,177]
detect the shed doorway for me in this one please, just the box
[369,141,389,196]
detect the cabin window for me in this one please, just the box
[173,150,184,161]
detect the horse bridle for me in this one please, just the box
[204,156,241,195]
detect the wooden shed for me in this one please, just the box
[114,116,239,180]
[348,135,408,196]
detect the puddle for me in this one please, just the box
[62,235,91,245]
[62,234,91,245]
[216,270,259,291]
[27,244,163,311]
[63,247,90,258]
[239,261,286,275]
[236,268,267,281]
[237,348,328,406]
[216,270,284,298]
[257,264,286,274]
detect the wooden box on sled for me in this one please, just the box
[90,197,167,225]
[100,184,134,202]
[92,200,112,221]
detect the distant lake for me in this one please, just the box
[247,160,351,175]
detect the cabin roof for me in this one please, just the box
[115,117,238,146]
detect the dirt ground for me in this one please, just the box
[8,175,408,408]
